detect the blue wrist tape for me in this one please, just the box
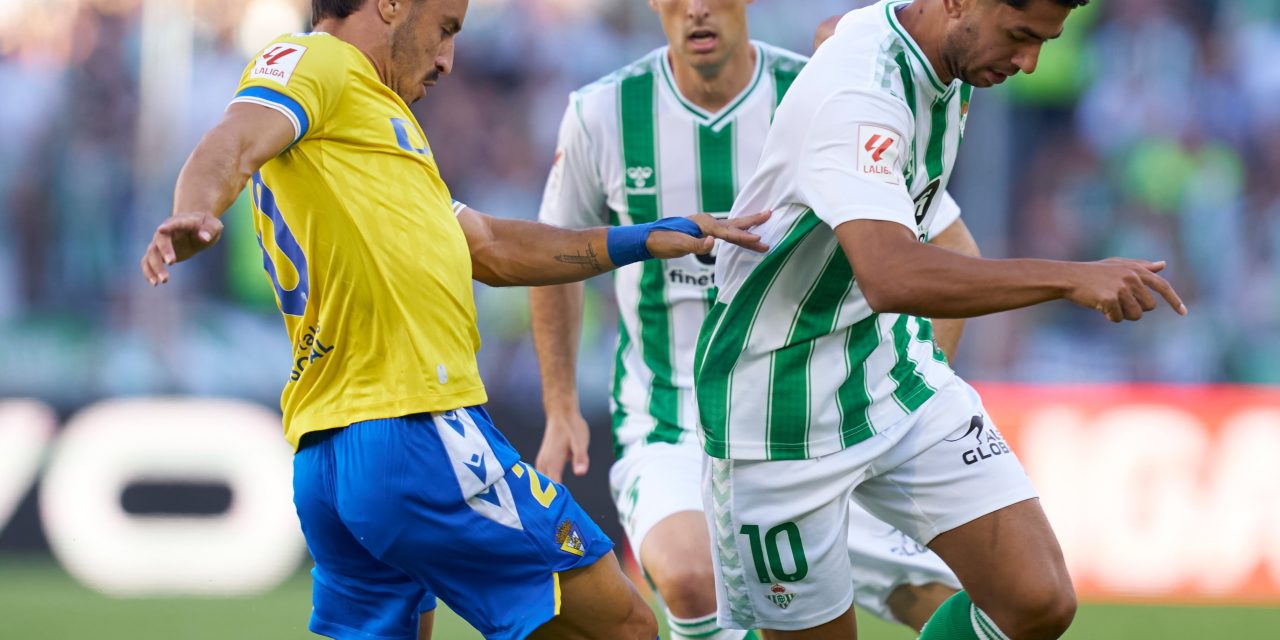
[606,218,704,267]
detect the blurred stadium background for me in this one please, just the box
[2,0,1279,638]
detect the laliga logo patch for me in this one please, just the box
[857,124,902,186]
[251,44,308,87]
[767,583,796,610]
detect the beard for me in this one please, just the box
[940,21,981,86]
[389,12,428,100]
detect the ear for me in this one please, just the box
[942,0,968,20]
[378,0,400,24]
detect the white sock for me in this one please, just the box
[667,610,752,640]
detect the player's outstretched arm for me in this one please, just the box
[457,207,770,287]
[529,282,591,483]
[926,218,980,362]
[140,104,295,286]
[836,219,1189,323]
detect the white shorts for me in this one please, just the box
[609,440,706,565]
[611,441,960,626]
[846,501,960,624]
[704,379,1038,631]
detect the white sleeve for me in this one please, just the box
[537,95,608,229]
[797,89,917,231]
[926,191,962,240]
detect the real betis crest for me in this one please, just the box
[959,99,971,136]
[767,583,795,610]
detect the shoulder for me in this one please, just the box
[242,32,360,86]
[757,42,808,75]
[800,11,914,119]
[565,47,665,135]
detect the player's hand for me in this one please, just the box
[140,213,223,286]
[1065,258,1188,322]
[534,411,591,484]
[646,211,772,260]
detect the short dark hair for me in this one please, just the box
[312,0,367,24]
[1003,0,1090,8]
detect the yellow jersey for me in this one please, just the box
[231,33,487,448]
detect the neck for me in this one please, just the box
[895,0,955,85]
[316,17,394,87]
[667,42,757,114]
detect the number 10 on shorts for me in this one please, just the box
[740,523,808,583]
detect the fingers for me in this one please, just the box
[535,446,566,484]
[141,240,171,285]
[730,210,772,230]
[152,225,178,267]
[1118,289,1143,321]
[650,231,713,258]
[701,221,768,252]
[1145,260,1167,274]
[1139,269,1188,316]
[571,442,590,477]
[1132,280,1157,312]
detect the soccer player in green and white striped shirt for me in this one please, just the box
[698,0,1187,638]
[529,1,975,639]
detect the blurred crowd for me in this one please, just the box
[1,0,1278,411]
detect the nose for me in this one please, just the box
[1013,43,1043,76]
[687,0,710,19]
[437,39,455,76]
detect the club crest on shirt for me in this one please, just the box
[767,583,796,610]
[556,519,586,556]
[857,124,902,186]
[251,43,308,87]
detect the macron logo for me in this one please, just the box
[250,43,308,87]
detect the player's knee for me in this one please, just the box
[996,579,1077,639]
[651,562,718,616]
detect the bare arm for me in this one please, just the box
[836,219,1187,323]
[457,208,770,287]
[529,282,590,482]
[926,219,980,362]
[140,104,295,284]
[814,15,842,51]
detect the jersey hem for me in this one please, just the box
[284,385,489,450]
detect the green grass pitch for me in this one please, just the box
[1,556,1276,639]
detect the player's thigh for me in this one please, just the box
[845,499,958,627]
[527,552,656,640]
[852,381,1071,617]
[293,432,432,640]
[703,444,894,633]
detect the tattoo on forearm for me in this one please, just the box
[554,242,604,273]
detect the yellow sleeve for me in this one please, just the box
[229,35,346,146]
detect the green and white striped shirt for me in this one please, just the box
[696,0,969,461]
[538,43,808,458]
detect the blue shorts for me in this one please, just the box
[292,407,614,640]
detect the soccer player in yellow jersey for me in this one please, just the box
[138,1,768,639]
